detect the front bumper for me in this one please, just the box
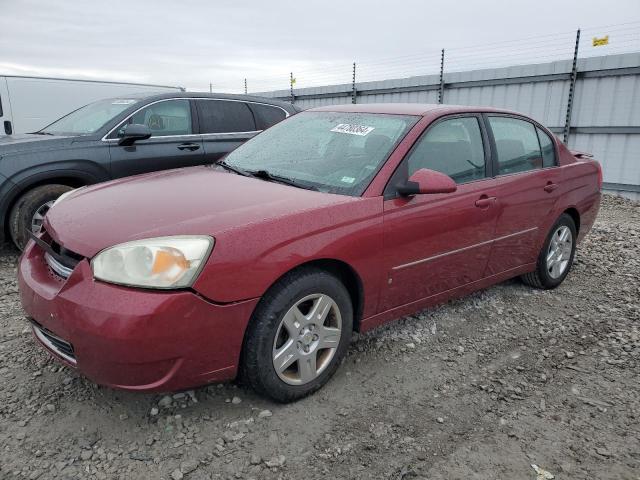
[18,239,259,392]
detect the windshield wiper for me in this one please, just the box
[246,169,318,191]
[31,131,54,136]
[214,160,251,177]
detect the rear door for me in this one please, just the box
[195,99,262,163]
[380,115,499,311]
[483,115,563,276]
[247,102,288,130]
[107,98,204,178]
[0,77,13,135]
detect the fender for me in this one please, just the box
[0,165,109,242]
[531,159,601,252]
[192,197,385,320]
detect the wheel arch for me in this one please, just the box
[247,258,365,334]
[563,207,581,235]
[2,171,97,241]
[300,258,365,332]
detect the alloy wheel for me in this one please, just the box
[31,200,55,234]
[272,293,342,385]
[546,225,573,279]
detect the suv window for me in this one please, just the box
[112,99,192,138]
[536,127,557,168]
[196,100,256,134]
[404,116,487,184]
[488,117,543,175]
[248,103,287,130]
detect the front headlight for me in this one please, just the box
[91,236,214,289]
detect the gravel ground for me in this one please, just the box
[1,194,638,480]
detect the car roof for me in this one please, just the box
[307,103,520,117]
[102,91,300,112]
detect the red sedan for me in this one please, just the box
[18,104,601,402]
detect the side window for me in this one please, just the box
[248,103,287,130]
[488,117,543,175]
[0,94,3,117]
[113,99,192,138]
[197,100,256,134]
[405,117,486,184]
[536,127,557,168]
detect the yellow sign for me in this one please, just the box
[290,77,297,86]
[592,35,609,47]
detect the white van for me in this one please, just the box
[0,75,183,135]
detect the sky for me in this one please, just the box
[1,0,639,93]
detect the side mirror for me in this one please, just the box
[397,168,457,196]
[118,124,152,146]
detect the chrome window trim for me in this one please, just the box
[392,227,538,271]
[44,252,73,278]
[32,325,77,365]
[101,97,290,142]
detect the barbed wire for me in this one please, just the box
[209,20,640,94]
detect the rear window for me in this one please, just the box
[196,100,256,134]
[248,103,287,130]
[536,127,557,167]
[488,116,543,175]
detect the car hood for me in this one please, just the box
[45,166,358,257]
[0,134,74,155]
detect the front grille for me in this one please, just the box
[32,321,76,364]
[45,252,74,278]
[34,231,84,279]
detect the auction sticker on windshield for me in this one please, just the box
[330,124,375,136]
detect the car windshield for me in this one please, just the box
[39,98,140,135]
[223,111,420,196]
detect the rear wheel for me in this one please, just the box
[241,267,353,403]
[9,184,73,250]
[521,213,577,289]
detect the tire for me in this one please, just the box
[521,213,577,289]
[9,184,73,250]
[241,267,353,403]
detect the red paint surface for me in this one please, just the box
[407,168,458,194]
[19,104,601,392]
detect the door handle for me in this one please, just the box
[544,182,558,193]
[475,196,496,208]
[178,143,201,151]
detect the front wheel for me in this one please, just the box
[9,184,73,250]
[521,213,577,289]
[241,268,353,403]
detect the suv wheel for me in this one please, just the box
[9,184,73,250]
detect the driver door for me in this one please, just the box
[380,115,498,311]
[108,99,204,178]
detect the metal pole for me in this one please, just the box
[563,29,581,144]
[244,78,247,95]
[290,72,295,104]
[209,83,212,93]
[438,49,445,104]
[352,62,357,104]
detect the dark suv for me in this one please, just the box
[0,92,299,248]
